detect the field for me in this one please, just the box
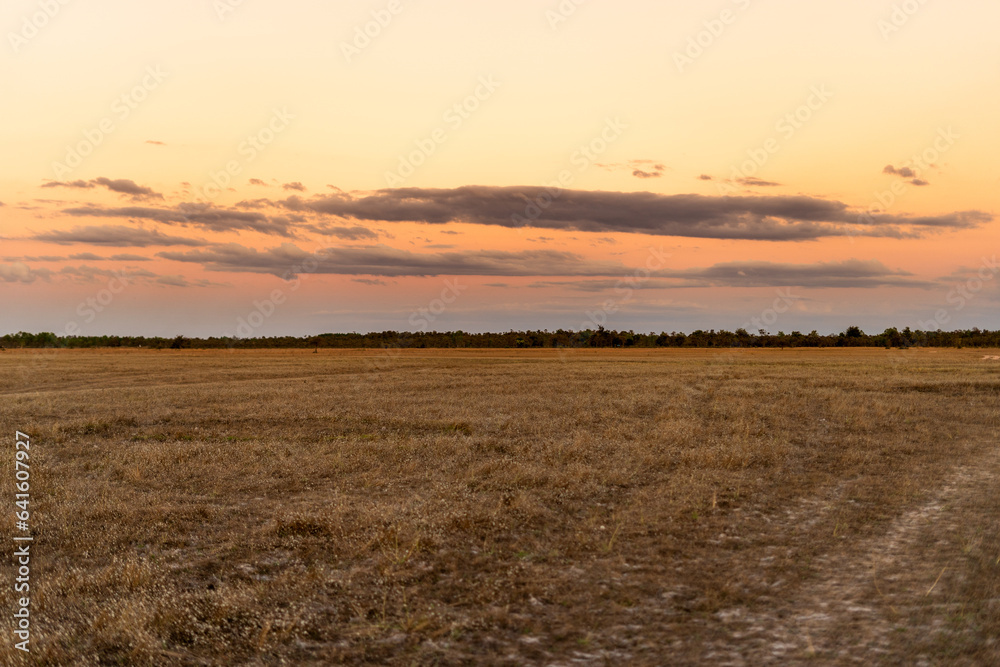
[2,348,1000,665]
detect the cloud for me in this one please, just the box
[157,242,634,278]
[737,177,782,187]
[283,182,307,191]
[531,259,935,291]
[599,159,667,179]
[249,178,268,186]
[288,186,988,241]
[42,180,94,189]
[59,265,156,282]
[63,252,153,262]
[659,259,934,289]
[884,165,931,187]
[304,223,378,240]
[32,225,209,247]
[883,165,917,178]
[9,255,65,262]
[698,175,713,181]
[146,140,166,146]
[154,275,227,288]
[0,262,51,284]
[42,177,163,200]
[92,178,163,199]
[353,278,389,286]
[62,202,295,237]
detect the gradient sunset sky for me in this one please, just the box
[2,0,998,337]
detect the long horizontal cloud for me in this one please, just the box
[43,177,163,199]
[533,260,933,290]
[62,203,295,237]
[155,242,926,289]
[32,225,209,247]
[158,243,633,278]
[280,187,988,240]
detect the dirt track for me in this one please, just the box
[692,440,1000,666]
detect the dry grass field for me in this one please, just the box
[2,348,1000,665]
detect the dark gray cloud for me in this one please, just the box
[283,187,987,241]
[42,179,93,189]
[530,259,934,290]
[92,177,162,199]
[884,165,917,178]
[600,160,667,180]
[249,179,267,186]
[697,175,713,181]
[883,165,931,187]
[661,259,934,289]
[283,182,307,192]
[302,223,378,240]
[154,275,228,288]
[62,252,153,262]
[737,177,782,187]
[43,178,163,200]
[32,225,209,247]
[62,203,294,237]
[157,243,633,278]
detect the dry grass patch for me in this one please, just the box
[0,348,998,664]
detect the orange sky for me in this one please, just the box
[1,0,998,336]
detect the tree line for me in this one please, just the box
[3,326,1000,350]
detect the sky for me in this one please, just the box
[2,0,998,338]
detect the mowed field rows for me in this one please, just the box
[2,348,999,665]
